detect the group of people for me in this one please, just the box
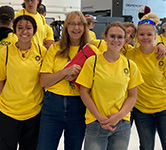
[0,1,166,150]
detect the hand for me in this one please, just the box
[100,112,121,132]
[155,43,166,60]
[65,64,81,76]
[97,115,116,132]
[65,75,78,81]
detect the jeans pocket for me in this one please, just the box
[86,121,100,137]
[120,120,131,137]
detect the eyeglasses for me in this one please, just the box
[138,19,155,25]
[25,0,36,2]
[68,23,84,28]
[108,34,124,41]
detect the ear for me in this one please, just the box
[104,35,107,42]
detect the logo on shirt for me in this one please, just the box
[35,55,41,61]
[159,61,164,67]
[124,68,129,75]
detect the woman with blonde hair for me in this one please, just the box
[37,11,98,150]
[126,13,166,150]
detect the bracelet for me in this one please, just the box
[157,42,164,46]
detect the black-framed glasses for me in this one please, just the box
[138,19,155,25]
[68,23,84,28]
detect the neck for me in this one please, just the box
[139,45,154,54]
[25,8,37,14]
[70,40,80,46]
[16,41,31,51]
[103,50,120,63]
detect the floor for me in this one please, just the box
[57,122,162,150]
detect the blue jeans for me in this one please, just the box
[133,107,166,150]
[84,120,130,150]
[37,91,86,150]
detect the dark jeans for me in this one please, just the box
[0,111,40,150]
[37,91,86,150]
[133,107,166,150]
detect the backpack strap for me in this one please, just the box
[93,55,97,76]
[127,59,130,70]
[37,44,42,57]
[97,39,102,49]
[6,45,8,66]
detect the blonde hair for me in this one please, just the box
[56,11,89,58]
[135,13,159,47]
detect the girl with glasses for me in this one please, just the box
[76,21,143,150]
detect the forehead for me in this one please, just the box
[108,26,125,35]
[68,14,82,22]
[17,19,32,26]
[138,24,154,32]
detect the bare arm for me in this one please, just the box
[40,64,81,87]
[43,40,54,50]
[0,80,5,94]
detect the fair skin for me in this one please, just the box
[40,14,84,87]
[137,24,156,54]
[80,26,137,131]
[125,26,135,44]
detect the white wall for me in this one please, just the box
[0,0,81,20]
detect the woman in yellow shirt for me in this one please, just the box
[76,21,143,150]
[126,13,166,150]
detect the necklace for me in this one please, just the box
[16,42,31,60]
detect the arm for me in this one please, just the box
[43,40,54,50]
[40,64,81,87]
[100,86,137,128]
[155,43,166,60]
[0,80,5,94]
[80,85,116,131]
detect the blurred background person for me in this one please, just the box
[158,22,166,49]
[38,3,54,49]
[85,14,97,42]
[0,5,17,49]
[15,0,54,49]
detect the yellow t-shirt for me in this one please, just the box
[44,24,54,41]
[76,53,144,124]
[0,32,18,49]
[0,42,47,120]
[89,30,96,42]
[15,9,51,45]
[40,42,99,96]
[121,44,133,56]
[158,34,166,49]
[126,47,166,113]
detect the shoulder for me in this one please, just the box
[15,9,24,18]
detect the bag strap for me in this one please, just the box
[97,39,102,49]
[38,44,42,57]
[93,55,97,76]
[6,45,8,66]
[80,47,88,59]
[127,59,130,70]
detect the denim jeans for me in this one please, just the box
[84,120,130,150]
[37,91,86,150]
[133,107,166,150]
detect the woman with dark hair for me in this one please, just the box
[37,11,98,150]
[15,0,54,49]
[0,15,47,150]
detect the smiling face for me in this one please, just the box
[67,14,85,45]
[16,19,34,43]
[104,26,125,52]
[137,24,156,47]
[125,26,136,44]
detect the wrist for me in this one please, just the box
[157,42,164,46]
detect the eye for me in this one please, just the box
[109,34,116,39]
[117,35,123,39]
